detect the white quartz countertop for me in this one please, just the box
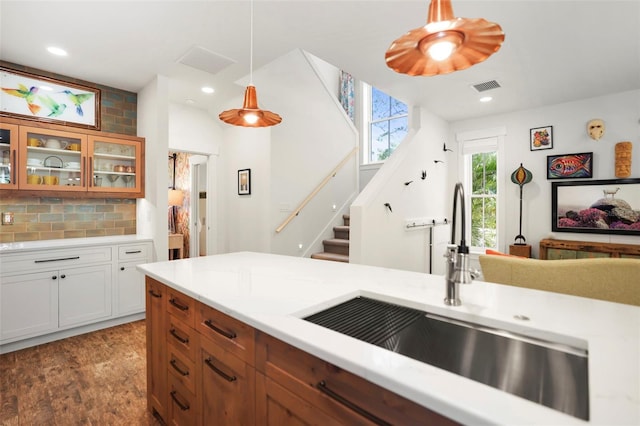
[0,235,152,253]
[137,252,640,425]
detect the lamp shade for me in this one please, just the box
[219,86,282,127]
[168,189,184,207]
[385,0,504,76]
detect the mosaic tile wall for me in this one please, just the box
[0,196,136,243]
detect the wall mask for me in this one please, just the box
[587,119,605,140]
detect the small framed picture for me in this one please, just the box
[547,152,593,179]
[238,169,251,195]
[530,125,553,151]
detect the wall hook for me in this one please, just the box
[434,160,444,164]
[421,170,427,180]
[404,180,413,186]
[443,143,453,152]
[384,203,393,212]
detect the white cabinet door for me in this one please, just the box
[1,270,59,342]
[116,260,145,315]
[58,264,112,327]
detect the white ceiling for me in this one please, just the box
[1,1,639,122]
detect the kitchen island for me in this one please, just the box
[138,252,639,425]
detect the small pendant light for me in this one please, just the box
[219,0,282,127]
[385,0,505,76]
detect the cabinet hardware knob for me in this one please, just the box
[170,391,190,411]
[170,359,190,376]
[169,328,189,344]
[35,256,80,263]
[148,289,162,298]
[60,274,66,279]
[169,298,189,311]
[125,250,142,254]
[52,276,57,280]
[204,357,237,382]
[120,267,125,271]
[316,380,391,426]
[204,319,237,340]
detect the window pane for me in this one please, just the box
[371,88,390,120]
[388,116,408,148]
[390,97,408,116]
[471,196,497,248]
[471,154,485,194]
[485,152,497,194]
[370,121,389,162]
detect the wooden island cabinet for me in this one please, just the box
[145,276,456,425]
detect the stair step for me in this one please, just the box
[343,214,350,226]
[322,238,349,255]
[311,252,349,263]
[333,225,350,240]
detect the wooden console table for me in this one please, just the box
[168,233,183,260]
[539,239,640,260]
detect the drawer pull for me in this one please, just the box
[204,319,237,340]
[125,250,142,254]
[170,391,190,411]
[169,298,189,311]
[148,289,162,298]
[316,381,391,426]
[204,357,237,382]
[169,328,189,344]
[170,358,189,376]
[35,256,80,263]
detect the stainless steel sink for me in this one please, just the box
[303,296,589,420]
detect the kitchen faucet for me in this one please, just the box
[444,182,474,306]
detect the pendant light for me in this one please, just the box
[219,0,282,127]
[385,0,505,76]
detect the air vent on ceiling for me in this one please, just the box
[177,46,236,75]
[471,80,501,93]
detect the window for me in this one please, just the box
[461,137,499,251]
[364,85,408,163]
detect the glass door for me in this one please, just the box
[88,135,141,193]
[19,126,87,192]
[0,123,19,189]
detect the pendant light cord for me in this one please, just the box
[249,0,254,86]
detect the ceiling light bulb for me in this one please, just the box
[480,96,493,102]
[47,46,67,56]
[428,41,456,61]
[201,87,214,94]
[243,113,259,124]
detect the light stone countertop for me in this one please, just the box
[137,251,640,425]
[0,235,152,254]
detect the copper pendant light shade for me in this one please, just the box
[219,0,282,127]
[385,0,505,76]
[219,85,282,127]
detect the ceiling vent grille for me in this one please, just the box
[471,80,501,93]
[178,46,236,75]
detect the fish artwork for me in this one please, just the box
[1,84,40,114]
[61,90,93,116]
[549,154,592,178]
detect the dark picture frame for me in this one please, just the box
[238,169,251,195]
[530,125,553,151]
[0,66,101,130]
[551,178,640,236]
[547,152,593,179]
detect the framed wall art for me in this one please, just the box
[551,178,640,236]
[238,169,251,195]
[547,152,593,179]
[0,66,101,130]
[530,125,553,151]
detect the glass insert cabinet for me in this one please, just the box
[0,120,144,197]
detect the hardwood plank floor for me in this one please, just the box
[0,320,161,425]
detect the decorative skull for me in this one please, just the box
[587,119,605,140]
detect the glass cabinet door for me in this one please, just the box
[0,123,19,189]
[19,127,87,192]
[89,135,141,193]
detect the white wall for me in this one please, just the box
[351,107,450,273]
[449,89,640,258]
[137,75,170,261]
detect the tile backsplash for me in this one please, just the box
[0,196,136,243]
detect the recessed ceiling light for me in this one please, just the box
[201,87,214,94]
[47,46,68,56]
[480,96,493,103]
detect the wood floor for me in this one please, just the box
[0,320,161,425]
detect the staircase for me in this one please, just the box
[310,214,350,263]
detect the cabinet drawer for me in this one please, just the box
[1,246,112,275]
[167,315,198,362]
[256,332,457,426]
[167,288,195,327]
[168,344,196,394]
[118,243,150,260]
[168,374,198,426]
[197,301,255,366]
